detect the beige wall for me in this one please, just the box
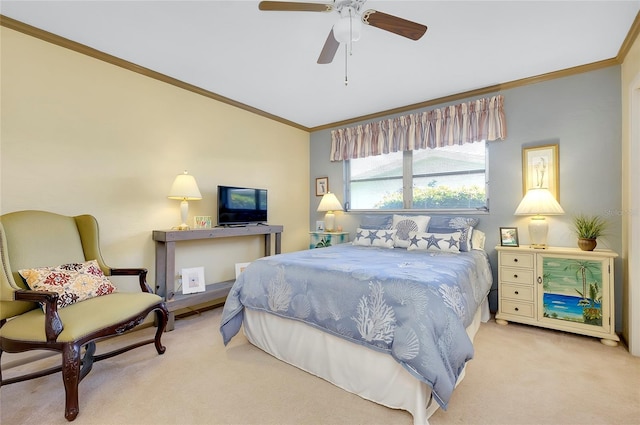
[621,28,640,352]
[0,28,310,292]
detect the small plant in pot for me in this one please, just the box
[572,214,607,251]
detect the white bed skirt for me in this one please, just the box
[243,298,490,425]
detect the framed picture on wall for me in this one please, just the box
[522,144,559,200]
[316,177,329,196]
[500,227,519,247]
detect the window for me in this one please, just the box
[346,141,487,211]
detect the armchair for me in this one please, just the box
[0,210,169,421]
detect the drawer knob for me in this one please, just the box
[514,291,519,295]
[513,258,519,263]
[513,274,518,278]
[514,307,519,311]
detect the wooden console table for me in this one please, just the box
[152,225,283,330]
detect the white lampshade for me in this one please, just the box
[168,171,202,201]
[333,7,362,44]
[515,188,564,249]
[317,192,343,212]
[514,188,564,216]
[168,171,202,230]
[317,192,343,232]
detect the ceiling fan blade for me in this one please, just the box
[317,29,340,64]
[259,1,333,12]
[362,9,427,41]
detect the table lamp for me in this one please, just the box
[168,171,202,230]
[317,192,343,232]
[514,188,564,249]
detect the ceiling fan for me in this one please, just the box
[258,1,428,65]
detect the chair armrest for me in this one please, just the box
[14,290,63,342]
[110,268,152,293]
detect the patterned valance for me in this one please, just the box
[330,95,506,161]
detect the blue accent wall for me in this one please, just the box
[309,66,623,329]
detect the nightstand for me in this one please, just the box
[495,245,619,346]
[309,231,349,249]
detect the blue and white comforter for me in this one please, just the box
[220,243,492,408]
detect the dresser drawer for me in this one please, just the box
[500,300,534,318]
[500,267,534,285]
[501,283,534,302]
[499,252,534,269]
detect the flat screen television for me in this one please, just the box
[217,185,267,226]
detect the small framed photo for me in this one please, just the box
[316,177,329,196]
[194,216,212,229]
[500,227,519,247]
[522,143,559,201]
[316,220,325,231]
[235,262,251,279]
[181,267,205,294]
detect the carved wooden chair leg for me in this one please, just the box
[79,342,96,381]
[62,343,82,421]
[154,308,168,355]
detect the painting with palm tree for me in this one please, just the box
[541,257,603,326]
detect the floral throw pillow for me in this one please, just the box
[19,260,117,309]
[406,231,463,253]
[391,215,431,248]
[353,228,397,248]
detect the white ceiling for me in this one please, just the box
[1,1,639,130]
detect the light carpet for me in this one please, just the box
[1,307,639,425]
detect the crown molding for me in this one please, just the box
[617,11,640,63]
[309,56,621,132]
[2,11,638,134]
[0,15,309,132]
[310,10,639,132]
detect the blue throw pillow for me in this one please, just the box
[358,215,393,230]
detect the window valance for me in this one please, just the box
[329,95,506,161]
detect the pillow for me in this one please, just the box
[353,228,397,248]
[428,216,479,252]
[358,215,392,230]
[427,216,479,229]
[406,231,462,253]
[19,260,117,309]
[392,215,431,248]
[471,229,486,251]
[428,226,473,252]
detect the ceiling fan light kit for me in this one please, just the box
[258,0,428,68]
[333,7,362,44]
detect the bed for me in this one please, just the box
[220,216,493,425]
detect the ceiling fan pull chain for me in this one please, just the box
[344,45,348,86]
[345,6,354,86]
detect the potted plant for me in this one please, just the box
[571,214,608,251]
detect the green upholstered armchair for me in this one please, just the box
[0,210,169,421]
